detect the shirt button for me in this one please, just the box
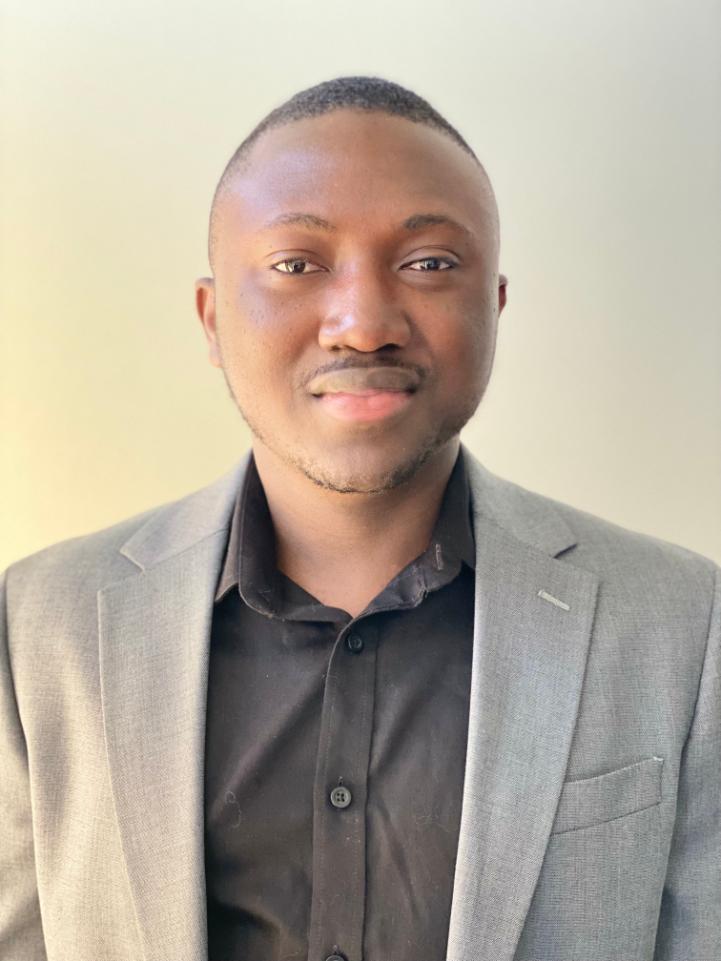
[345,632,364,653]
[329,785,352,809]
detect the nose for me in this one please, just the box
[317,264,412,352]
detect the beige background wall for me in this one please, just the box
[2,0,720,569]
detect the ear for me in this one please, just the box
[498,273,508,315]
[195,277,222,368]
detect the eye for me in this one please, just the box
[270,258,324,275]
[402,256,457,272]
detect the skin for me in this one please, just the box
[196,109,507,615]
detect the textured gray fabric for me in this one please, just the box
[1,445,719,961]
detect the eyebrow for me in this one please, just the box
[260,211,473,238]
[261,212,336,232]
[401,213,472,238]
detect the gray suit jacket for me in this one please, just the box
[1,446,719,961]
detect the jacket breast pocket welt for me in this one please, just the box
[549,755,664,835]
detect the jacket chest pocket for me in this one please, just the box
[517,756,667,958]
[550,755,664,835]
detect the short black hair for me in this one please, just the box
[208,75,485,268]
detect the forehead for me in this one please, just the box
[216,110,497,241]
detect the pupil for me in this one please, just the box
[291,261,304,273]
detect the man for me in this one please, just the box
[1,76,718,961]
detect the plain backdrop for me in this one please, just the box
[2,0,720,569]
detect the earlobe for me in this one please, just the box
[195,277,222,368]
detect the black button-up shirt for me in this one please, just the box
[205,448,476,961]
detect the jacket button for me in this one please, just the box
[329,785,352,809]
[345,632,364,653]
[325,955,346,961]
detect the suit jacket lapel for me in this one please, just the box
[98,457,248,961]
[445,454,599,961]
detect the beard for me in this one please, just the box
[219,366,480,495]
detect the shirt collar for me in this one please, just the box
[214,447,476,615]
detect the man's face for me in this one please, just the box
[197,109,506,493]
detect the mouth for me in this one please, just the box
[313,387,415,424]
[307,365,420,423]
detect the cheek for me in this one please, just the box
[216,285,301,379]
[429,303,496,379]
[458,285,499,367]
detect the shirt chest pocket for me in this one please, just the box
[550,755,664,835]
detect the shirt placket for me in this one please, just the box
[307,619,379,961]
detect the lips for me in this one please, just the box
[316,389,414,423]
[307,365,420,424]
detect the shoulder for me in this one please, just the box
[534,478,714,575]
[1,506,158,656]
[2,456,248,619]
[466,455,719,691]
[546,489,718,639]
[3,508,155,602]
[463,448,719,610]
[542,484,716,591]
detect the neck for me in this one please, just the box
[251,438,461,613]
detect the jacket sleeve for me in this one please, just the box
[653,563,721,960]
[0,569,48,959]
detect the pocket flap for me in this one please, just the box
[551,755,664,835]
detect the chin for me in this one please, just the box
[245,403,467,494]
[289,441,442,495]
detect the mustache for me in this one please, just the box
[304,357,428,395]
